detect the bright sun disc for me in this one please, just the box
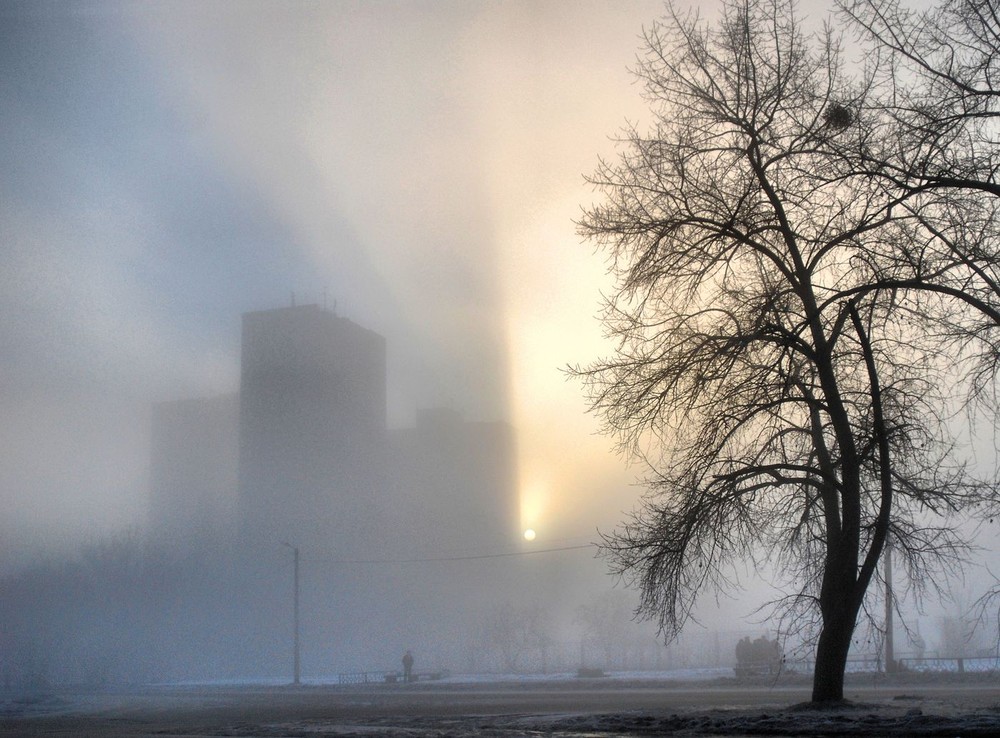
[523,528,536,541]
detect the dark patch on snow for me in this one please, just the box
[150,708,1000,737]
[544,708,1000,736]
[786,699,881,711]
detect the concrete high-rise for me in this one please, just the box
[237,305,387,555]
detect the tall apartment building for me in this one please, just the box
[237,305,387,555]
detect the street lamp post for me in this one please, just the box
[885,542,894,673]
[282,542,301,685]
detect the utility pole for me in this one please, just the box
[282,542,301,685]
[884,542,894,673]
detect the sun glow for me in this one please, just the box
[518,479,549,539]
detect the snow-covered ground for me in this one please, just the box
[5,669,1000,736]
[158,658,999,690]
[157,666,742,689]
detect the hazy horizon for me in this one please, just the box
[3,0,997,689]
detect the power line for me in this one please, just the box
[303,543,594,565]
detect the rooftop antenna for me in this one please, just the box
[323,286,328,311]
[291,290,296,307]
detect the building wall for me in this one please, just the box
[237,305,387,555]
[388,407,519,557]
[149,393,240,548]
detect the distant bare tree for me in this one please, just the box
[576,0,1000,703]
[576,591,641,669]
[480,603,549,673]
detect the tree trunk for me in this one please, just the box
[811,600,857,702]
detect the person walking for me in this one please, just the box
[402,650,414,683]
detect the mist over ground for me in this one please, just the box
[3,0,1000,690]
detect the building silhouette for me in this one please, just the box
[388,407,518,556]
[146,304,520,673]
[148,303,518,560]
[237,305,387,554]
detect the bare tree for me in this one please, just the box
[840,0,1000,619]
[839,0,1000,108]
[835,0,1000,387]
[576,0,1000,703]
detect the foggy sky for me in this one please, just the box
[1,0,863,576]
[0,0,667,561]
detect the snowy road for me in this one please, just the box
[3,677,1000,736]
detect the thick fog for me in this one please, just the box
[0,0,674,557]
[0,0,669,685]
[3,0,1000,688]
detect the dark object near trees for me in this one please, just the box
[735,636,783,678]
[823,103,853,129]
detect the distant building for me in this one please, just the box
[237,305,387,554]
[388,407,518,556]
[149,393,240,548]
[148,303,518,565]
[146,303,523,674]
